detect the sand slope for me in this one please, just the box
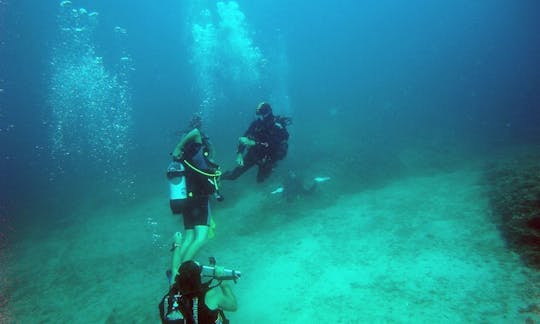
[4,167,539,323]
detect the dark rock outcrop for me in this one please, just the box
[483,156,540,270]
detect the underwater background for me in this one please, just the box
[1,0,540,322]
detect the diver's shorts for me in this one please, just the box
[182,196,210,230]
[170,199,185,214]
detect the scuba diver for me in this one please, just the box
[167,114,222,278]
[270,170,331,202]
[281,170,317,202]
[221,102,290,183]
[159,260,238,324]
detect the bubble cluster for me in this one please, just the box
[146,217,168,249]
[216,1,263,82]
[190,1,265,118]
[48,2,134,197]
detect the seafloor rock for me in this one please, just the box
[483,155,540,270]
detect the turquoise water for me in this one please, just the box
[1,0,540,322]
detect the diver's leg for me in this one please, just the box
[256,161,274,183]
[222,152,257,180]
[177,229,195,264]
[170,231,183,281]
[182,225,209,262]
[181,197,210,262]
[221,164,249,180]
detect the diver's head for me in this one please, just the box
[175,260,202,296]
[287,170,297,179]
[256,102,273,120]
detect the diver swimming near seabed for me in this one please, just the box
[271,170,331,202]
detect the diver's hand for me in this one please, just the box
[239,136,256,147]
[236,153,244,166]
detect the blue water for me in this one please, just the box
[1,0,540,225]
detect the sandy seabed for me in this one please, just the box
[2,161,540,323]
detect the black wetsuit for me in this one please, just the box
[222,115,289,182]
[283,171,317,202]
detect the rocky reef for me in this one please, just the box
[484,154,540,270]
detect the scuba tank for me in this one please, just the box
[167,161,187,208]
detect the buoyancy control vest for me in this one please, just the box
[159,287,229,324]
